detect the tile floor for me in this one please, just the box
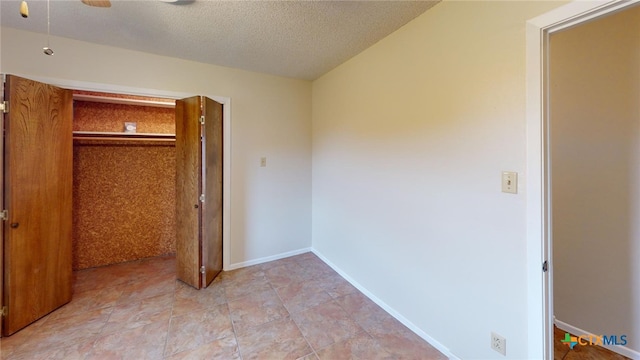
[0,252,446,359]
[554,326,630,360]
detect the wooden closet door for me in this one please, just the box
[175,96,223,289]
[175,96,202,288]
[201,97,223,288]
[2,75,73,336]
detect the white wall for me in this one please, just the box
[311,1,566,358]
[551,5,640,352]
[0,27,312,267]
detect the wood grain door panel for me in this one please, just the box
[175,96,202,288]
[201,97,223,288]
[175,95,223,289]
[2,75,73,336]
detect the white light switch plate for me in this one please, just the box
[502,171,517,194]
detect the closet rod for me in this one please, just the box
[73,136,176,143]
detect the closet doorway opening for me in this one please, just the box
[69,88,227,290]
[71,90,178,273]
[1,75,232,336]
[41,76,232,276]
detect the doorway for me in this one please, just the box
[1,75,232,335]
[549,4,640,359]
[72,90,178,271]
[526,0,640,359]
[11,75,232,271]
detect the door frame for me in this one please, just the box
[16,74,233,271]
[525,0,639,358]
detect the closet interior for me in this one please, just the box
[72,91,177,270]
[1,75,223,336]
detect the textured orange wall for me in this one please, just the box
[73,99,175,134]
[72,92,177,270]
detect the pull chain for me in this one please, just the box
[43,0,54,55]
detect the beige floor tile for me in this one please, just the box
[18,307,112,355]
[164,303,234,356]
[295,257,336,278]
[315,331,394,360]
[47,285,125,322]
[118,272,177,303]
[222,272,272,301]
[12,338,96,360]
[0,314,52,358]
[335,291,394,330]
[164,335,241,360]
[297,353,320,360]
[236,317,310,358]
[276,280,333,314]
[88,319,170,360]
[172,280,226,316]
[4,252,446,360]
[228,288,289,334]
[101,292,173,335]
[291,300,363,350]
[373,330,447,360]
[314,272,359,298]
[265,262,313,288]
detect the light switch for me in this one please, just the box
[260,157,267,167]
[502,171,517,194]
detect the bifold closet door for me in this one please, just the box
[2,75,73,336]
[201,97,223,288]
[175,96,223,289]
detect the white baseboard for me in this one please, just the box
[226,247,312,271]
[554,318,640,360]
[311,248,460,360]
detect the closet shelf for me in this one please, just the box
[73,94,175,108]
[73,131,176,142]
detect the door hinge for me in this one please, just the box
[1,306,7,317]
[200,266,205,274]
[199,115,205,125]
[199,194,205,203]
[0,101,8,114]
[542,260,548,273]
[0,210,7,221]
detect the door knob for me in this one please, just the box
[10,222,19,228]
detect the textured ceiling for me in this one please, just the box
[0,0,439,80]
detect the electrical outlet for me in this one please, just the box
[491,332,506,356]
[260,157,267,167]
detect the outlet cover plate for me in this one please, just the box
[491,332,506,356]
